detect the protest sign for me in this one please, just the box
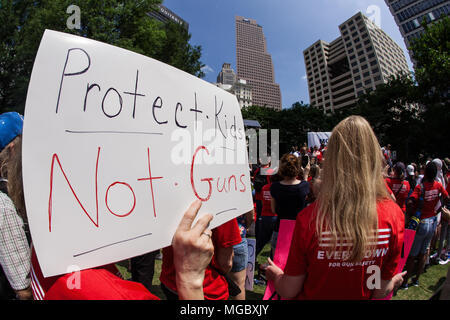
[245,238,256,291]
[307,132,331,149]
[263,220,296,300]
[22,30,253,277]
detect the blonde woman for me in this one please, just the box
[265,116,406,299]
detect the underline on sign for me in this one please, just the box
[215,208,237,216]
[219,146,236,151]
[73,232,153,258]
[66,130,163,135]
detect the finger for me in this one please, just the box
[267,257,275,266]
[192,213,213,238]
[199,229,213,247]
[177,200,202,232]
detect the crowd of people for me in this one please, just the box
[0,111,449,300]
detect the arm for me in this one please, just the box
[374,208,405,298]
[172,200,214,300]
[303,160,311,181]
[244,209,255,231]
[372,271,407,299]
[215,246,234,274]
[265,258,306,299]
[271,198,276,215]
[0,196,32,299]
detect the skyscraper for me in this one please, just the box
[384,0,449,62]
[147,4,189,31]
[215,63,253,109]
[235,16,282,110]
[217,63,237,86]
[303,12,410,114]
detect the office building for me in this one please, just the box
[147,4,189,31]
[235,16,282,110]
[216,64,253,109]
[385,0,449,59]
[303,12,410,113]
[217,63,237,86]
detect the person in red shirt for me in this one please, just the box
[385,162,410,213]
[401,161,450,288]
[255,174,281,259]
[265,116,405,300]
[252,159,272,241]
[160,218,241,300]
[0,112,215,300]
[307,164,320,204]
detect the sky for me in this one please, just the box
[162,0,414,109]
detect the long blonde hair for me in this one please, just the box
[315,116,389,262]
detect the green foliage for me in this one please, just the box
[244,17,449,161]
[0,0,204,113]
[241,103,336,154]
[352,74,424,161]
[409,16,450,103]
[353,17,449,161]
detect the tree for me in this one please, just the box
[409,16,450,158]
[241,102,334,154]
[409,16,450,104]
[347,16,450,161]
[353,74,424,161]
[0,0,205,113]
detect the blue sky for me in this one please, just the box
[162,0,414,109]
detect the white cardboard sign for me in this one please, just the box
[245,238,256,291]
[22,30,253,277]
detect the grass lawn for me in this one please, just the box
[116,240,449,300]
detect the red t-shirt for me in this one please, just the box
[284,199,404,300]
[316,151,323,163]
[30,247,158,300]
[384,181,393,195]
[160,219,241,300]
[253,166,273,200]
[410,181,449,220]
[261,183,276,217]
[385,178,410,212]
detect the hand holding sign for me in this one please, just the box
[265,257,284,283]
[173,200,214,300]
